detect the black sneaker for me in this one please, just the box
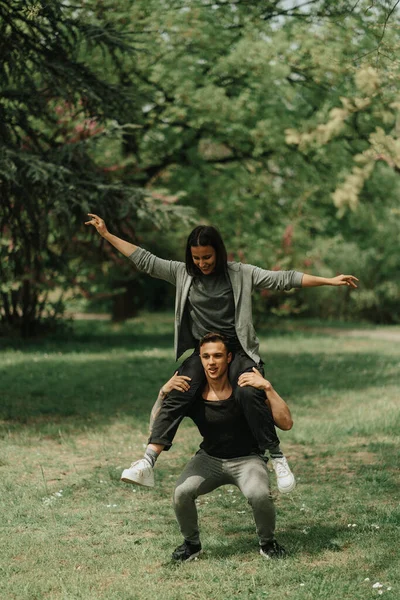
[260,539,286,559]
[172,540,202,562]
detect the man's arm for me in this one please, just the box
[237,368,293,431]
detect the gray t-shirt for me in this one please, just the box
[187,272,239,346]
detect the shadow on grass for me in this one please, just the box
[1,318,398,437]
[0,315,379,353]
[0,329,175,354]
[161,524,353,563]
[1,347,398,437]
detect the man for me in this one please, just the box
[167,332,293,561]
[121,358,296,494]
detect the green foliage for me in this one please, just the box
[128,0,400,323]
[0,1,196,335]
[1,0,399,332]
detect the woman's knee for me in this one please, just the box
[235,384,258,403]
[178,352,202,376]
[176,357,205,397]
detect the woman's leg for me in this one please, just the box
[229,351,296,494]
[149,350,206,450]
[229,349,280,452]
[121,350,205,486]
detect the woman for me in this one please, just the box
[85,214,358,491]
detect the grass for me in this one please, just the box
[1,313,399,599]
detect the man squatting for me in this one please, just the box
[151,332,293,561]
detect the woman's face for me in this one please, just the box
[191,245,217,275]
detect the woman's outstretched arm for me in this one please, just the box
[251,265,358,291]
[85,213,137,257]
[85,213,183,286]
[301,273,358,288]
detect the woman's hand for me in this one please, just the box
[85,213,109,238]
[161,372,191,395]
[302,273,359,288]
[329,274,358,288]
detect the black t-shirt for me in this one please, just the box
[187,394,261,459]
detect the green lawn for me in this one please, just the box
[1,314,399,600]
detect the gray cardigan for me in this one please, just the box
[129,247,304,363]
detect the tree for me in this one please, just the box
[3,0,399,333]
[103,0,399,322]
[0,0,194,335]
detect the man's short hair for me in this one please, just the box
[199,332,229,351]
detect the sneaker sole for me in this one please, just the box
[173,550,202,562]
[120,471,154,487]
[185,550,202,561]
[120,477,154,487]
[260,549,286,559]
[277,480,296,494]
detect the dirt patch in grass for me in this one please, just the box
[305,549,362,569]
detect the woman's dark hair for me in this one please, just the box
[185,225,228,276]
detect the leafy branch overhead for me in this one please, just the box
[1,0,399,333]
[0,0,195,334]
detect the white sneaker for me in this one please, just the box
[271,456,296,494]
[120,458,155,487]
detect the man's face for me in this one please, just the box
[200,341,231,381]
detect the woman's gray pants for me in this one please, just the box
[173,449,276,546]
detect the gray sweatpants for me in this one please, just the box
[173,449,276,546]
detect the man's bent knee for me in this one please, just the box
[174,476,202,507]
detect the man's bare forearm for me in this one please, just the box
[237,369,294,431]
[263,384,293,431]
[149,388,166,434]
